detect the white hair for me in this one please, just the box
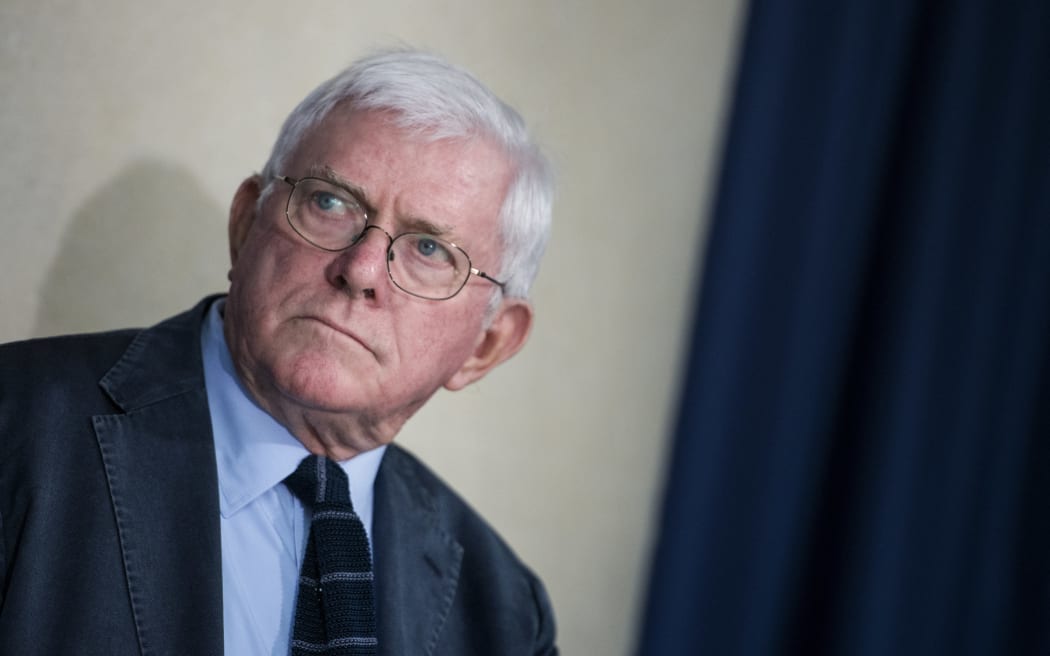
[259,49,554,299]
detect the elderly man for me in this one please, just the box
[0,50,557,655]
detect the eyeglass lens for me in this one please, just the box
[287,177,472,300]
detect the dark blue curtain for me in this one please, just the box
[639,0,1050,654]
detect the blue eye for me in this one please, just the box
[313,192,344,213]
[417,238,438,256]
[395,234,456,269]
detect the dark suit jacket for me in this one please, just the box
[0,297,557,656]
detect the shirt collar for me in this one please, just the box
[200,298,386,518]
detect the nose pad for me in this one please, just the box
[327,224,394,298]
[348,225,395,266]
[352,224,394,249]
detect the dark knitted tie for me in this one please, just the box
[284,455,377,655]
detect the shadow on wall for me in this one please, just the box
[34,159,229,337]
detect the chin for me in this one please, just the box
[267,348,361,410]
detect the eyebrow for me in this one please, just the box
[307,164,371,211]
[306,164,456,238]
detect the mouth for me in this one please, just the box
[303,316,374,355]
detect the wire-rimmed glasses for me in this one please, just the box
[279,175,505,301]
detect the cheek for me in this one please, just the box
[234,232,314,304]
[398,305,484,369]
[228,242,324,367]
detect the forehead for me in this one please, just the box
[287,108,513,244]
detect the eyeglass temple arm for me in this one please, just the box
[472,269,506,289]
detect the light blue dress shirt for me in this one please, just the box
[200,300,386,656]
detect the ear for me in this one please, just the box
[444,298,534,391]
[228,175,263,268]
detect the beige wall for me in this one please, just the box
[0,1,742,652]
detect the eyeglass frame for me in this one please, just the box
[277,175,507,301]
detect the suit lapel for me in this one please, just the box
[372,445,463,656]
[93,299,224,656]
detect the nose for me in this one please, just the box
[325,225,393,300]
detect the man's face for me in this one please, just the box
[223,108,526,447]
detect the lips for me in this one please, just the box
[304,316,373,355]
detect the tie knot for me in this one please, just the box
[284,455,352,508]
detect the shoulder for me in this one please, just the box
[379,444,525,560]
[0,329,140,379]
[0,329,142,408]
[0,296,218,452]
[0,329,141,457]
[0,296,218,406]
[378,444,558,652]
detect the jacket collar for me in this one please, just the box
[93,296,225,656]
[373,445,464,656]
